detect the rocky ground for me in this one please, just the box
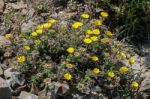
[0,0,150,99]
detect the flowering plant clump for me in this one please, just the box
[16,13,140,98]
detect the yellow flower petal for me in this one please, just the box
[93,68,100,74]
[36,24,44,29]
[43,23,52,29]
[24,45,31,51]
[17,55,26,63]
[91,55,99,62]
[48,19,57,24]
[90,36,98,42]
[5,34,13,39]
[93,19,102,26]
[120,66,128,74]
[81,13,90,19]
[119,52,126,60]
[129,57,135,64]
[100,11,109,18]
[105,31,113,37]
[86,29,93,35]
[108,71,115,78]
[67,47,75,54]
[131,81,139,88]
[36,29,43,35]
[64,73,72,80]
[83,38,92,44]
[31,32,38,37]
[93,29,100,35]
[72,22,83,29]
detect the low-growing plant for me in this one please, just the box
[10,12,141,98]
[78,0,150,44]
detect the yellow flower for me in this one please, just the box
[66,63,74,69]
[129,57,135,64]
[36,29,43,35]
[93,29,100,35]
[108,71,115,78]
[100,38,110,43]
[119,52,126,60]
[31,32,38,37]
[64,73,72,80]
[24,45,31,51]
[93,19,102,26]
[85,34,90,38]
[19,34,23,38]
[34,39,41,45]
[120,66,128,74]
[36,24,44,29]
[72,22,83,29]
[43,23,52,29]
[131,81,139,88]
[91,55,99,62]
[17,55,26,63]
[105,31,113,37]
[100,11,109,18]
[48,19,56,24]
[81,13,90,19]
[86,29,93,35]
[5,34,13,39]
[93,68,100,74]
[67,47,75,54]
[83,38,92,44]
[90,36,98,42]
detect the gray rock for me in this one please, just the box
[21,7,35,17]
[0,66,3,76]
[4,68,25,88]
[54,82,69,94]
[0,64,8,70]
[0,22,11,35]
[0,77,12,99]
[4,68,17,78]
[140,77,150,92]
[0,36,11,48]
[71,93,104,99]
[0,0,4,13]
[21,8,28,15]
[138,69,150,99]
[19,91,38,99]
[48,82,70,94]
[132,48,150,99]
[50,11,76,20]
[5,0,17,3]
[21,19,37,33]
[38,87,57,99]
[11,1,27,10]
[27,8,35,18]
